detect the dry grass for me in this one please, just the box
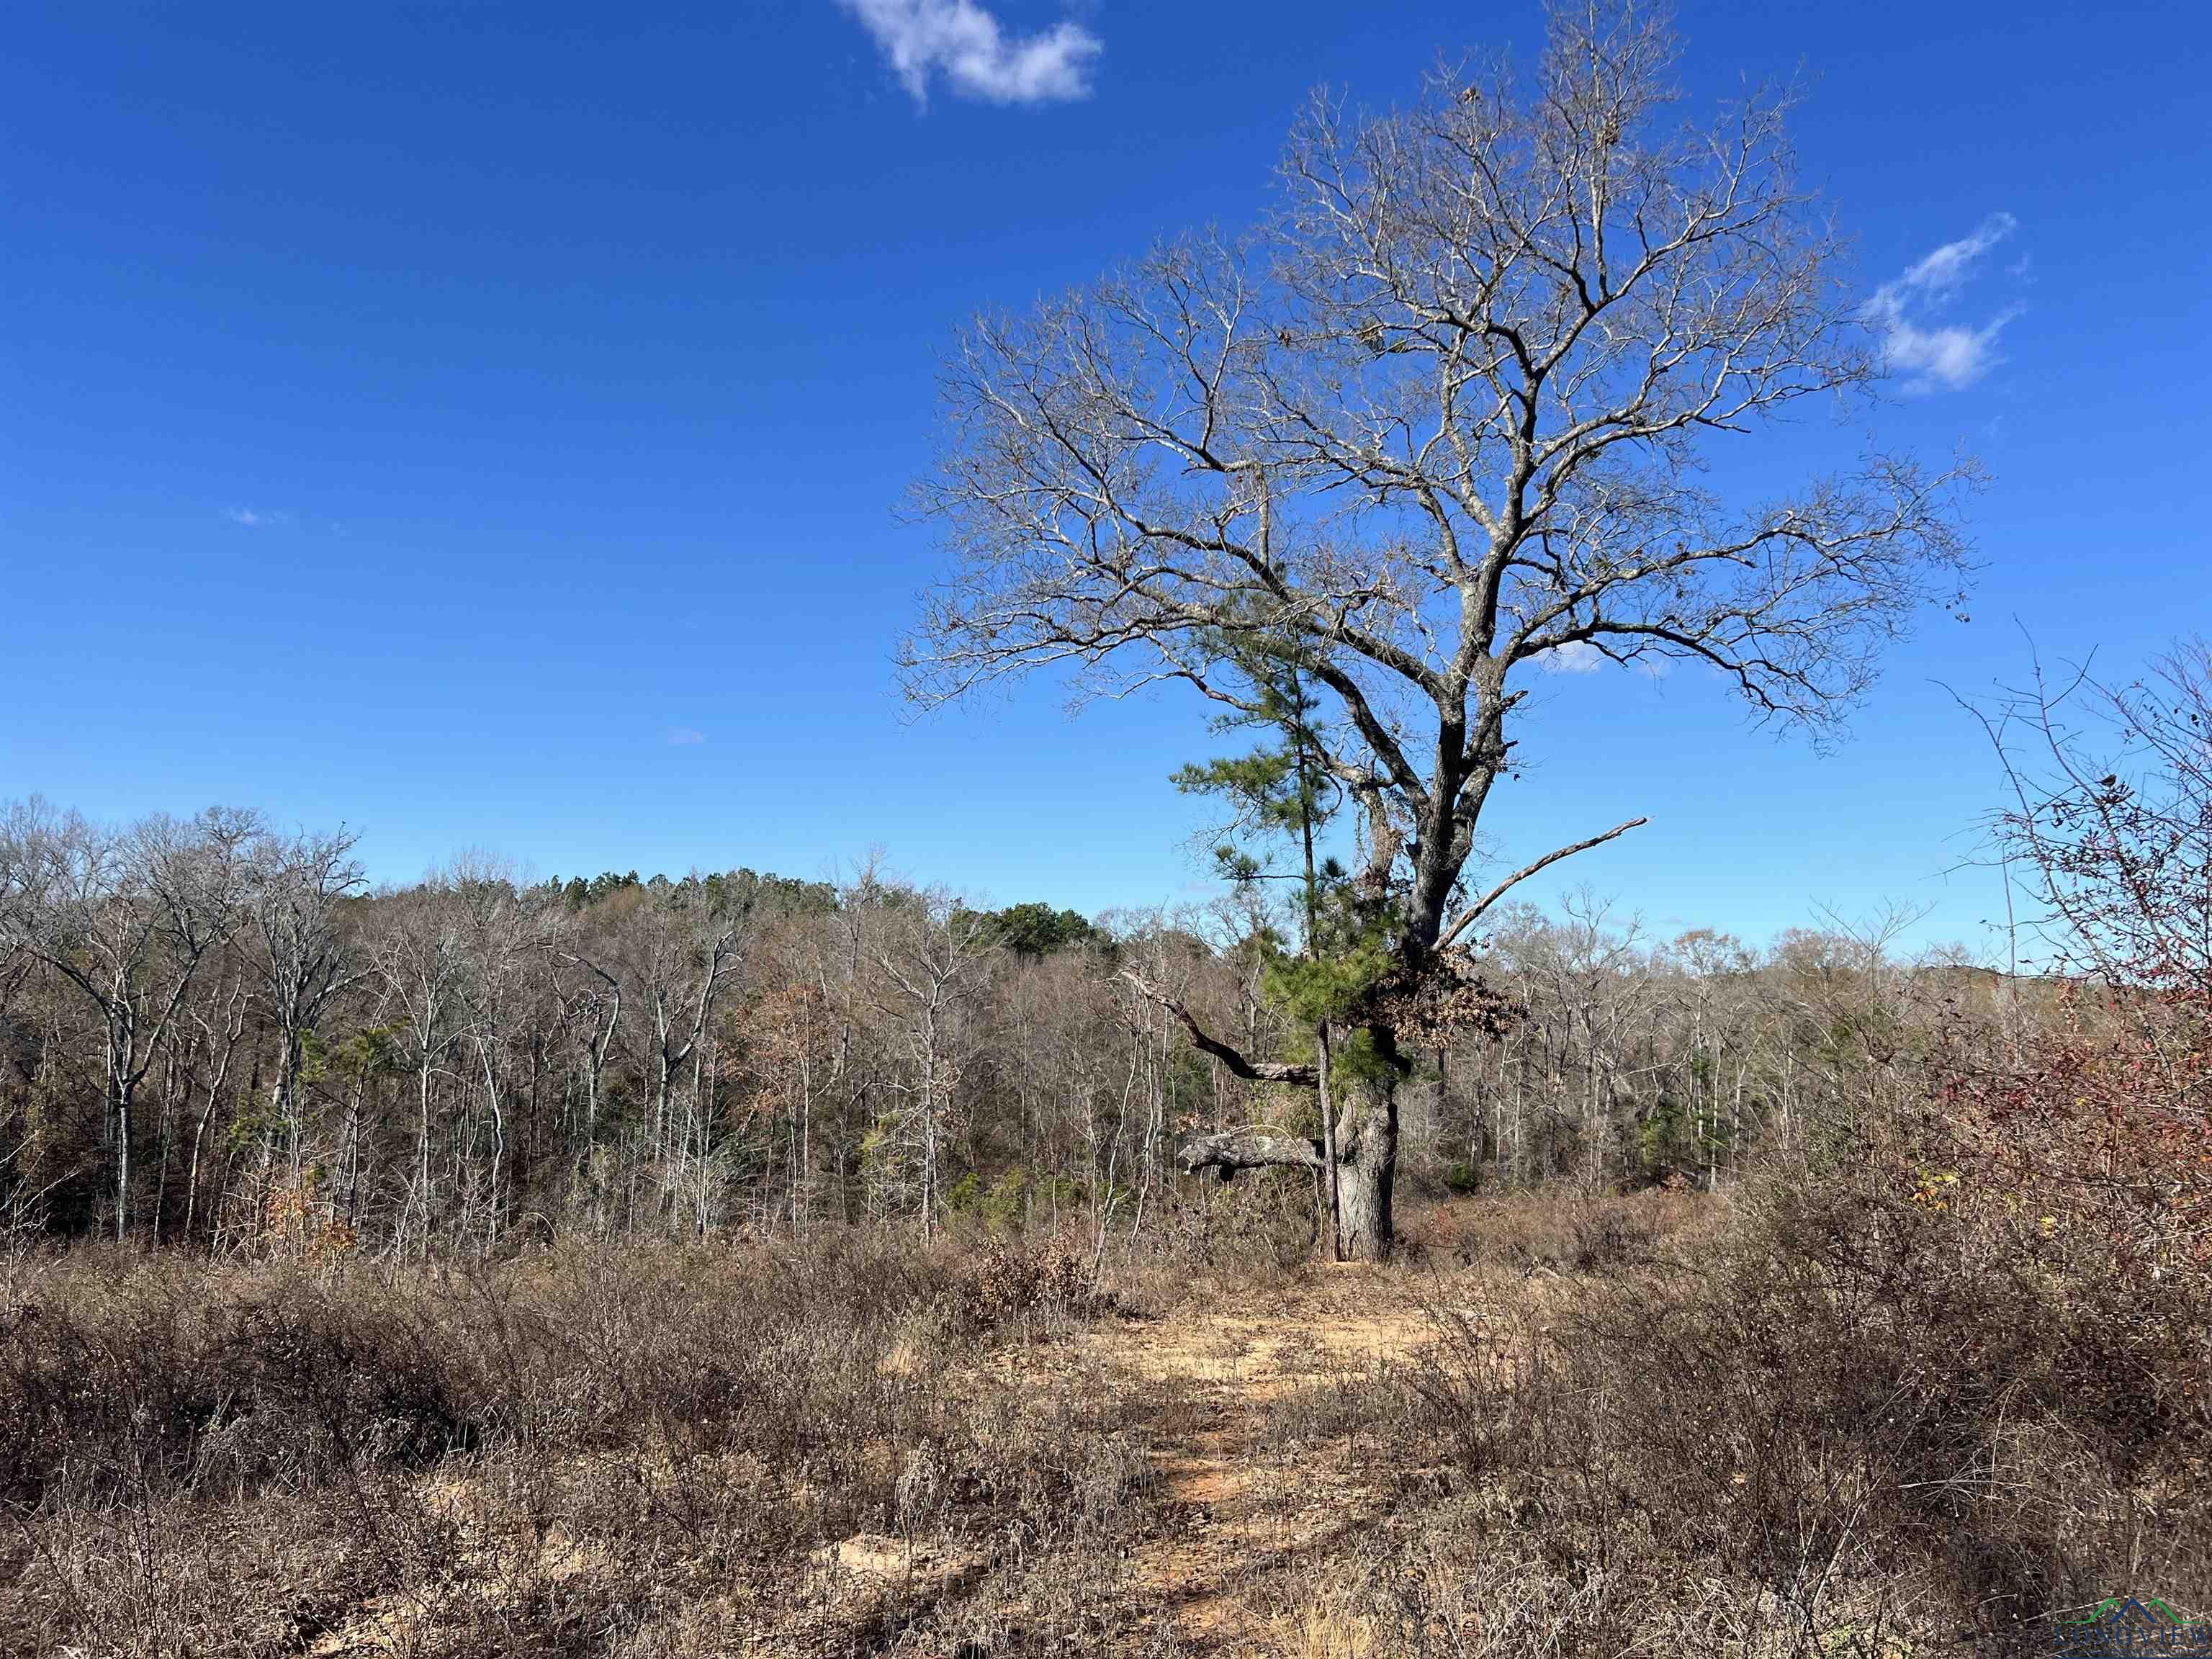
[5,1174,2206,1657]
[0,1232,1157,1657]
[1295,1177,2212,1657]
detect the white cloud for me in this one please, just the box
[837,0,1100,107]
[1872,305,2023,395]
[1539,641,1604,674]
[667,727,707,746]
[1896,213,2016,300]
[1866,214,2026,395]
[227,508,266,527]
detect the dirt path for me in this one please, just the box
[1071,1268,1437,1653]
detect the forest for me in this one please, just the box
[0,806,2005,1258]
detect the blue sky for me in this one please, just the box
[3,0,2206,956]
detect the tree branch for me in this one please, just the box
[1121,970,1319,1087]
[1436,817,1648,948]
[1175,1129,1326,1177]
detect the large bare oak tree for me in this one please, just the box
[901,0,1975,1256]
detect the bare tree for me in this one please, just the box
[546,907,624,1207]
[452,867,536,1251]
[901,1,1973,1254]
[869,889,997,1243]
[1970,638,2212,999]
[178,966,251,1248]
[0,803,258,1240]
[609,883,745,1233]
[369,881,469,1257]
[246,828,368,1187]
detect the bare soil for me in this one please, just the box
[1008,1265,1438,1654]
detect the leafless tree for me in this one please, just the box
[869,889,997,1242]
[546,907,624,1206]
[0,803,258,1239]
[1969,639,2212,1000]
[451,866,537,1251]
[902,1,1974,1254]
[177,966,251,1247]
[369,881,469,1257]
[246,828,367,1187]
[606,883,746,1233]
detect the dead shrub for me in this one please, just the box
[948,1231,1096,1335]
[1411,1185,1710,1275]
[0,1228,1163,1658]
[1406,1166,2212,1652]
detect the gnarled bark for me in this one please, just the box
[1175,1128,1325,1177]
[1335,1096,1396,1262]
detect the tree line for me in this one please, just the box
[0,794,2015,1257]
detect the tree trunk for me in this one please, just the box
[115,1082,132,1244]
[1334,1035,1400,1262]
[1336,1138,1393,1262]
[416,1064,433,1259]
[1174,1026,1407,1260]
